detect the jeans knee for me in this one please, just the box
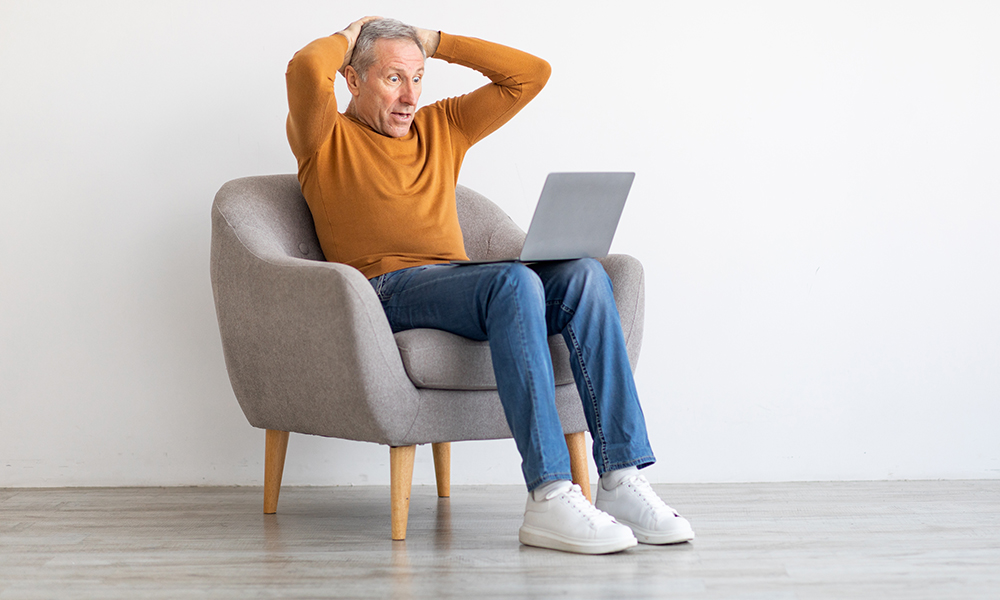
[575,258,608,280]
[568,258,612,295]
[492,263,545,306]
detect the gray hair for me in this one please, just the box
[350,18,425,81]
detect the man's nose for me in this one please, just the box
[399,80,418,105]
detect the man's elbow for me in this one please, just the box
[286,47,324,82]
[536,58,552,87]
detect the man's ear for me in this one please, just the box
[344,65,362,98]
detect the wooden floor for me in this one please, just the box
[1,480,998,599]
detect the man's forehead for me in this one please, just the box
[374,38,425,69]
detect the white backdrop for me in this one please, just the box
[2,1,998,487]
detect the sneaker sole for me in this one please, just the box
[617,518,695,545]
[518,525,638,555]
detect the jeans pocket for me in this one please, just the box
[369,274,387,301]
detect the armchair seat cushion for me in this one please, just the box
[394,328,575,391]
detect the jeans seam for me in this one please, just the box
[566,321,609,471]
[507,270,546,485]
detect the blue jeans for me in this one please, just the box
[369,259,655,491]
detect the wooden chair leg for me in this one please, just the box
[264,430,289,514]
[432,442,451,498]
[565,431,592,503]
[390,445,416,541]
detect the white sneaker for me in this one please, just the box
[595,474,695,544]
[519,481,637,554]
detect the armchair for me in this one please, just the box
[210,174,645,540]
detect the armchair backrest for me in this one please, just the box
[213,174,326,264]
[454,185,526,261]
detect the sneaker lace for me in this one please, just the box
[623,474,679,517]
[547,484,619,527]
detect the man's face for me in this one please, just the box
[348,38,424,138]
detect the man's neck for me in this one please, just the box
[344,100,359,120]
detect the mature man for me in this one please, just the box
[285,16,694,554]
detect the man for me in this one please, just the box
[285,16,694,554]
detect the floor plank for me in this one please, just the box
[0,481,997,599]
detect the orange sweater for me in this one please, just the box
[285,32,551,278]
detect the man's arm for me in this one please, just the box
[430,33,551,146]
[285,17,379,159]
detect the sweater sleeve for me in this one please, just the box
[285,34,349,160]
[432,33,551,147]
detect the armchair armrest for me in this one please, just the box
[598,254,645,371]
[211,203,420,446]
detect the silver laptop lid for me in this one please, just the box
[519,172,635,262]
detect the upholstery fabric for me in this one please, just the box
[210,175,645,447]
[394,328,575,391]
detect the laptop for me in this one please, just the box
[452,172,635,265]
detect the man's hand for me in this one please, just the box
[335,15,382,71]
[414,27,441,58]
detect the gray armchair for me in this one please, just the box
[210,174,645,540]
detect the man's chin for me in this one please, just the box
[386,125,412,138]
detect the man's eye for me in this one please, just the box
[389,75,400,83]
[413,76,421,84]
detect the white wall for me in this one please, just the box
[2,1,998,487]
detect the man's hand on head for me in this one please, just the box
[414,27,441,58]
[336,15,382,72]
